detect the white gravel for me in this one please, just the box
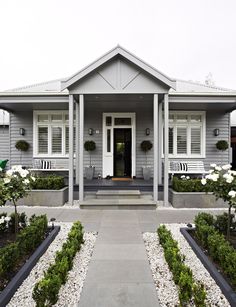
[144,224,230,307]
[165,224,230,307]
[7,223,97,307]
[143,232,179,307]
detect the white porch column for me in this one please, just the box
[79,94,84,202]
[75,102,79,184]
[164,93,169,206]
[69,94,74,205]
[158,101,163,184]
[153,94,159,202]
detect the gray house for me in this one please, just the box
[0,110,9,163]
[0,46,235,206]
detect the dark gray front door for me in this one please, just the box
[113,128,132,177]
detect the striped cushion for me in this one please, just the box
[179,162,188,171]
[41,160,51,169]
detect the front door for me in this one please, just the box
[113,128,132,177]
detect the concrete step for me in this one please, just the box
[80,198,156,209]
[96,189,141,199]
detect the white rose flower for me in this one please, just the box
[210,163,217,168]
[209,169,214,174]
[4,216,11,222]
[6,170,13,177]
[215,166,222,171]
[181,175,186,179]
[31,176,36,182]
[0,218,5,224]
[228,190,236,198]
[3,177,10,184]
[222,164,232,170]
[229,170,236,176]
[23,179,30,185]
[186,176,190,180]
[201,178,207,185]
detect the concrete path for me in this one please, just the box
[78,210,159,307]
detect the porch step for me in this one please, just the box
[79,198,156,209]
[96,189,141,199]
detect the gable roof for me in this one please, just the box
[61,45,176,90]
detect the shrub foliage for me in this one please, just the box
[194,212,236,288]
[31,175,65,190]
[33,221,84,307]
[157,225,206,306]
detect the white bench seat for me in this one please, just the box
[168,160,207,175]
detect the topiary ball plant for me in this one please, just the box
[15,140,30,152]
[84,140,96,167]
[140,140,153,166]
[216,140,228,151]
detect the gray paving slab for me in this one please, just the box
[96,226,143,244]
[85,260,153,283]
[93,244,147,260]
[78,282,160,307]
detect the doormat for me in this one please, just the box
[112,177,133,181]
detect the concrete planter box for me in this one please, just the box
[169,188,228,208]
[17,187,68,207]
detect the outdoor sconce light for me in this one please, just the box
[214,128,220,136]
[19,128,25,136]
[88,128,94,136]
[145,128,150,136]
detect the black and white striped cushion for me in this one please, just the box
[41,160,51,169]
[179,162,188,171]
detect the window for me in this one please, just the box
[163,112,205,157]
[34,111,75,156]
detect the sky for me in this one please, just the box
[0,0,236,91]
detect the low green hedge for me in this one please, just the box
[172,176,209,192]
[33,221,84,306]
[194,212,236,288]
[157,225,206,306]
[31,175,65,190]
[0,215,47,280]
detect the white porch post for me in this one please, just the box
[158,101,163,184]
[164,93,169,206]
[79,94,84,202]
[69,94,74,205]
[153,94,158,202]
[75,102,79,184]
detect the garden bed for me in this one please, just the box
[0,215,60,306]
[7,223,97,307]
[181,227,236,306]
[143,224,230,306]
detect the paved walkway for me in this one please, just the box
[78,210,159,307]
[0,207,227,306]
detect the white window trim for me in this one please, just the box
[33,110,70,158]
[162,111,206,158]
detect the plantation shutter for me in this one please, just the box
[191,127,201,154]
[52,127,62,154]
[38,127,48,154]
[169,127,174,154]
[177,127,187,154]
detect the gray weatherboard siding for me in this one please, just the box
[8,105,230,177]
[0,126,9,163]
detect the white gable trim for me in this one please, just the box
[61,46,176,90]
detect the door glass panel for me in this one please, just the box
[114,129,131,177]
[107,129,111,152]
[114,118,131,125]
[106,116,112,126]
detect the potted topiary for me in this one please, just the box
[15,140,30,165]
[140,140,153,180]
[216,140,228,151]
[84,140,96,180]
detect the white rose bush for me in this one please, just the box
[0,165,35,234]
[201,163,236,238]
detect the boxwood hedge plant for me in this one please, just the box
[33,221,84,307]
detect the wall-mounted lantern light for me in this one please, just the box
[214,128,220,136]
[88,128,94,136]
[19,128,25,136]
[145,128,150,136]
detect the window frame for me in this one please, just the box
[33,110,70,157]
[162,111,206,158]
